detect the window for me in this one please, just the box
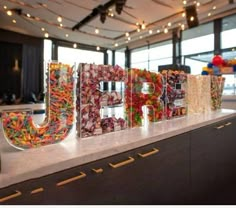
[182,22,214,75]
[43,39,52,92]
[115,50,125,69]
[131,40,172,71]
[221,14,236,96]
[58,46,104,68]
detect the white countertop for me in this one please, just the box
[0,103,45,112]
[0,109,236,188]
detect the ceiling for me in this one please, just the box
[0,0,236,50]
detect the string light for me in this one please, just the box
[95,28,99,34]
[57,16,62,22]
[7,10,12,16]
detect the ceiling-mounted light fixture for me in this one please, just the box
[115,0,126,15]
[96,46,100,50]
[73,43,77,48]
[100,6,107,23]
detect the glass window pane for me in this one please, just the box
[58,46,104,67]
[115,51,125,68]
[131,61,148,69]
[182,34,214,55]
[131,47,148,63]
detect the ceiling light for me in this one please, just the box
[57,16,62,22]
[137,28,140,32]
[73,43,77,48]
[208,13,211,16]
[213,6,216,10]
[181,24,185,30]
[96,46,100,51]
[190,16,195,21]
[125,32,129,37]
[149,30,153,34]
[114,43,118,47]
[141,22,146,30]
[128,37,131,41]
[12,19,16,23]
[3,5,7,9]
[164,28,168,33]
[27,13,31,17]
[139,36,143,39]
[168,22,172,27]
[95,28,99,34]
[182,12,186,17]
[44,32,49,38]
[136,22,139,26]
[183,0,187,5]
[65,34,69,37]
[157,29,160,33]
[7,10,12,16]
[41,27,45,31]
[60,23,63,28]
[196,2,200,6]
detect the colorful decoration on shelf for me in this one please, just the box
[202,55,236,75]
[77,63,127,138]
[125,68,164,127]
[211,76,225,110]
[1,63,75,149]
[161,70,187,119]
[187,75,211,114]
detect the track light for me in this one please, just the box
[115,0,126,15]
[100,6,107,23]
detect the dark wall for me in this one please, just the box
[0,41,22,98]
[0,29,44,102]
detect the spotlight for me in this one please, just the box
[115,0,126,15]
[100,7,107,23]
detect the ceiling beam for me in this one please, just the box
[72,0,116,31]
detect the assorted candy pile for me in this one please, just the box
[77,63,127,138]
[161,70,187,119]
[125,68,164,127]
[101,91,122,106]
[101,117,127,133]
[187,75,211,114]
[211,76,225,110]
[1,60,227,149]
[2,63,74,149]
